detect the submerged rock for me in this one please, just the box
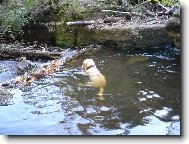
[127,56,149,64]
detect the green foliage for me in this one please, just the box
[58,0,86,22]
[128,0,180,13]
[0,44,6,51]
[147,0,180,6]
[97,0,118,9]
[0,0,49,37]
[98,0,117,5]
[161,0,180,6]
[123,0,180,7]
[53,0,87,46]
[0,4,27,34]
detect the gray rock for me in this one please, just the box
[166,7,180,48]
[0,86,12,106]
[17,57,36,74]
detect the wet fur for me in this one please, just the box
[82,59,106,95]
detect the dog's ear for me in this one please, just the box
[82,61,87,70]
[84,63,88,70]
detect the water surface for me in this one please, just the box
[0,45,181,135]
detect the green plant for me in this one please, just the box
[98,0,117,5]
[0,44,6,51]
[161,0,180,6]
[97,0,118,9]
[0,0,50,38]
[147,0,180,6]
[58,0,86,22]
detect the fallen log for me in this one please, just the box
[0,47,63,59]
[0,45,102,88]
[66,21,95,26]
[102,10,146,18]
[165,6,177,15]
[141,6,155,17]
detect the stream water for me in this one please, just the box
[0,45,181,135]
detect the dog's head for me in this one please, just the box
[82,59,96,71]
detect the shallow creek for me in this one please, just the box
[0,45,180,135]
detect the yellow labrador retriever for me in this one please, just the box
[82,59,106,96]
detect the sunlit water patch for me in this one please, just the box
[0,46,180,135]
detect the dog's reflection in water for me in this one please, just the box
[81,59,106,96]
